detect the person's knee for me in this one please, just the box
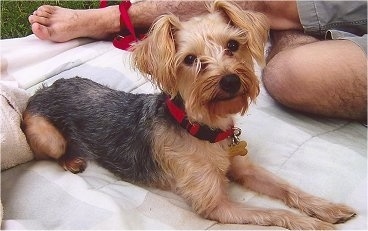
[262,47,321,112]
[262,50,301,107]
[262,42,367,121]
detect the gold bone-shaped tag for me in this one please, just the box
[228,140,248,157]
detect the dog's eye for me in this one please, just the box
[184,55,197,66]
[227,40,239,52]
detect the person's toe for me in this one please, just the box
[29,14,50,26]
[28,14,35,24]
[31,23,52,40]
[36,5,56,15]
[34,9,51,18]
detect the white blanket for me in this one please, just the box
[1,35,367,230]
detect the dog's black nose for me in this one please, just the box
[220,74,241,94]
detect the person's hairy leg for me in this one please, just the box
[130,1,302,30]
[263,31,367,122]
[28,1,301,43]
[28,2,213,42]
[28,2,211,42]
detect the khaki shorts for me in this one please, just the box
[297,1,367,55]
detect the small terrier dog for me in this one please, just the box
[22,1,355,229]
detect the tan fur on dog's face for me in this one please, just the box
[132,1,269,129]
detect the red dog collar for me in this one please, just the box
[165,96,234,143]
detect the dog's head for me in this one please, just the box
[131,1,269,128]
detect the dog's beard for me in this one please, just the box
[183,68,259,129]
[208,94,248,116]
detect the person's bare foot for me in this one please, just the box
[28,5,121,42]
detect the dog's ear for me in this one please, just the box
[210,1,269,67]
[131,14,181,95]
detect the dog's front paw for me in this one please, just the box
[319,204,356,224]
[311,203,356,224]
[287,192,356,224]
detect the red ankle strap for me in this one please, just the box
[112,1,138,50]
[99,0,108,8]
[100,0,142,51]
[119,2,136,41]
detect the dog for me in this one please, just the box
[22,1,356,229]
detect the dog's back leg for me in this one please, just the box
[22,111,66,160]
[22,110,87,173]
[228,155,356,224]
[58,148,87,174]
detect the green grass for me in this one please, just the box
[0,1,100,39]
